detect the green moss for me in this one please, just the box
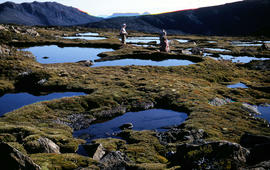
[30,153,100,170]
[119,130,168,164]
[128,163,167,170]
[0,133,16,142]
[92,138,126,152]
[7,142,28,155]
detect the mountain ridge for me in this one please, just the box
[0,1,102,26]
[84,0,270,36]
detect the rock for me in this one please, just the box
[261,43,270,50]
[37,79,47,85]
[157,128,207,144]
[240,133,270,165]
[172,141,250,169]
[244,60,270,71]
[24,137,60,154]
[26,29,40,37]
[119,123,133,130]
[42,56,49,59]
[209,97,233,106]
[181,49,192,55]
[53,114,96,131]
[37,137,60,153]
[242,103,260,115]
[246,160,270,170]
[191,47,203,55]
[0,25,5,30]
[0,142,41,170]
[100,151,129,170]
[248,143,270,165]
[83,143,106,161]
[130,100,154,111]
[240,133,270,148]
[77,60,94,67]
[93,106,127,120]
[22,52,36,59]
[0,45,11,55]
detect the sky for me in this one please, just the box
[1,0,243,16]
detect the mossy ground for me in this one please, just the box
[0,24,270,169]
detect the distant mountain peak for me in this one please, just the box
[0,1,103,26]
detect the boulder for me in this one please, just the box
[119,123,133,130]
[240,133,270,148]
[191,47,203,55]
[100,151,129,170]
[157,128,207,144]
[0,142,41,170]
[172,141,250,169]
[24,137,60,154]
[242,103,260,115]
[77,60,94,67]
[0,45,11,55]
[181,49,192,55]
[22,52,36,59]
[67,114,96,131]
[248,143,270,165]
[240,133,270,165]
[261,43,270,50]
[246,160,270,170]
[37,137,60,153]
[83,143,106,161]
[209,97,233,106]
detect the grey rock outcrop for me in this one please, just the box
[240,133,270,165]
[24,137,60,154]
[130,100,154,111]
[172,140,250,169]
[100,151,129,170]
[240,133,270,148]
[157,128,207,144]
[37,137,60,153]
[0,142,41,170]
[191,47,203,55]
[83,143,106,161]
[209,97,233,106]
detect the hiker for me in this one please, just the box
[120,23,128,45]
[160,29,170,52]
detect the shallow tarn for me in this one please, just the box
[219,54,269,63]
[74,109,188,142]
[22,45,196,66]
[22,45,114,64]
[0,92,86,116]
[63,36,107,40]
[227,83,248,88]
[257,105,270,122]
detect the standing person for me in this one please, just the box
[120,23,128,45]
[160,29,170,52]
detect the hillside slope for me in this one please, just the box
[0,1,102,26]
[85,0,270,36]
